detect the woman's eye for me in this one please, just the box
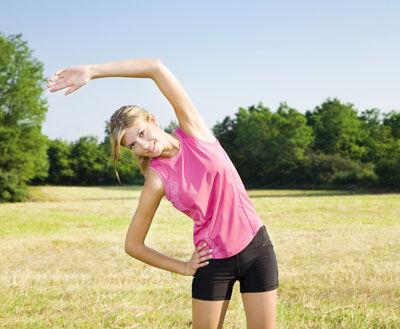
[140,130,144,136]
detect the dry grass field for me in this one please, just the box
[0,186,399,328]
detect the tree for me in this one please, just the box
[358,108,394,162]
[164,120,179,133]
[0,33,49,202]
[215,102,313,186]
[383,110,400,139]
[46,139,74,184]
[306,98,366,160]
[70,136,109,185]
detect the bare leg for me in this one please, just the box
[192,298,230,329]
[241,289,277,329]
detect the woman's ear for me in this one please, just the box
[149,114,158,127]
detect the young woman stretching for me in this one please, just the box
[48,58,279,329]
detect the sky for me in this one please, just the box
[1,0,399,142]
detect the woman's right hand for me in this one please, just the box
[183,242,214,276]
[47,65,92,96]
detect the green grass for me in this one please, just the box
[0,186,399,328]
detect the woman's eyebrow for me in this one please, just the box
[126,128,142,148]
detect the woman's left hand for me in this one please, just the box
[47,65,92,96]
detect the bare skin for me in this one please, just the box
[47,58,278,328]
[192,290,277,329]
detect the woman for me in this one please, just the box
[48,58,279,329]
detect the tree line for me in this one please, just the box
[1,32,399,202]
[19,99,400,201]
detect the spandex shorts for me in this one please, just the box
[192,225,279,301]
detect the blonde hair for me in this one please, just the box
[108,105,155,183]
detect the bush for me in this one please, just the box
[301,153,378,187]
[329,165,378,187]
[0,169,28,202]
[375,157,400,188]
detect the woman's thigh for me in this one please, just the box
[238,225,279,328]
[192,298,230,329]
[237,226,279,294]
[241,289,277,329]
[192,256,237,301]
[191,253,236,328]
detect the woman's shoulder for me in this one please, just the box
[177,122,217,144]
[145,168,166,198]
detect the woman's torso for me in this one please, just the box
[148,127,263,259]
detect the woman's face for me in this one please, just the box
[123,118,163,157]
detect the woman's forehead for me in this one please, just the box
[123,122,146,145]
[127,122,143,134]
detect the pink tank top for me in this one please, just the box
[149,127,263,259]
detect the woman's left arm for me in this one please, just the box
[151,61,213,139]
[90,58,209,134]
[48,58,160,95]
[89,59,214,136]
[48,58,210,137]
[89,58,160,79]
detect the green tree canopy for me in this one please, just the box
[0,33,48,202]
[306,98,366,160]
[46,138,75,184]
[215,102,313,186]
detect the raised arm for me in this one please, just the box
[47,58,214,141]
[47,58,160,95]
[90,58,208,133]
[151,61,214,141]
[89,58,160,79]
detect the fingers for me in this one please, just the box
[47,74,65,88]
[196,242,209,252]
[48,68,67,84]
[199,248,213,257]
[200,252,213,262]
[198,261,210,268]
[55,68,66,75]
[190,241,213,275]
[49,82,69,92]
[47,79,64,88]
[195,242,213,258]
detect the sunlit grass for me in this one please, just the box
[0,186,399,328]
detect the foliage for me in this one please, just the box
[0,33,49,202]
[1,32,400,198]
[216,102,313,186]
[305,98,366,160]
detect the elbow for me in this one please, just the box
[153,58,163,67]
[151,59,164,77]
[124,243,136,256]
[124,242,144,257]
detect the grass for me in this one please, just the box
[0,185,399,328]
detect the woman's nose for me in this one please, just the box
[141,141,151,150]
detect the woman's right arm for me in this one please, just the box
[125,170,213,276]
[124,170,185,274]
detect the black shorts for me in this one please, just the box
[192,225,279,301]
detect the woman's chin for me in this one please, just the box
[148,150,160,158]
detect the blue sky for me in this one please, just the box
[1,1,399,142]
